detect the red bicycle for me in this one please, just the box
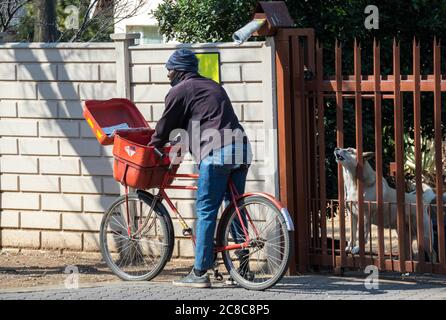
[84,98,294,290]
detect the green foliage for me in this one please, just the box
[153,0,258,43]
[404,133,438,188]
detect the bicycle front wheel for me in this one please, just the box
[217,195,293,290]
[100,192,174,281]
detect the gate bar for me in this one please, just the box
[413,38,425,267]
[316,41,328,258]
[373,39,386,269]
[393,39,406,272]
[433,37,445,264]
[354,39,366,267]
[335,40,347,269]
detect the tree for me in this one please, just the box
[0,0,30,32]
[33,0,58,42]
[15,0,147,42]
[153,0,258,43]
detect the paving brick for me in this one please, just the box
[39,157,79,175]
[0,138,18,154]
[21,212,61,229]
[163,188,196,200]
[130,49,172,64]
[0,100,17,117]
[103,177,121,194]
[149,65,168,83]
[135,104,151,121]
[83,195,116,212]
[130,65,150,83]
[39,120,79,137]
[0,119,38,136]
[20,175,59,192]
[81,158,113,176]
[243,122,265,141]
[57,101,83,119]
[41,231,82,251]
[1,230,41,249]
[245,180,265,192]
[221,64,241,82]
[80,122,95,138]
[250,141,265,161]
[219,47,264,63]
[41,193,82,212]
[222,83,263,102]
[37,83,79,100]
[58,63,99,81]
[79,83,117,100]
[231,103,243,120]
[0,82,36,99]
[243,103,264,122]
[62,213,102,231]
[242,63,264,82]
[99,63,116,81]
[83,232,100,252]
[0,63,16,80]
[60,139,101,156]
[0,156,38,173]
[131,84,169,103]
[61,176,102,194]
[17,63,57,81]
[17,100,58,118]
[19,138,59,155]
[0,174,19,191]
[152,104,165,121]
[173,200,196,219]
[1,192,40,210]
[178,238,195,257]
[0,211,19,228]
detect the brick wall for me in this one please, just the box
[0,37,278,257]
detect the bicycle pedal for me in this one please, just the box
[213,269,223,282]
[225,277,237,286]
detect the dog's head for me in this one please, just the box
[334,147,375,173]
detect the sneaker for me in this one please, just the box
[172,269,211,288]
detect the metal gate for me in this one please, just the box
[275,28,445,274]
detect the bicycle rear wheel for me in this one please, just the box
[100,192,174,281]
[217,195,293,290]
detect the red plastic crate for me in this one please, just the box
[83,98,149,145]
[112,128,179,189]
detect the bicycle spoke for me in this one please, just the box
[221,197,290,290]
[101,195,171,280]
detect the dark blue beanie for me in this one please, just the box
[165,49,198,73]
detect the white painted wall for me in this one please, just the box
[0,38,278,257]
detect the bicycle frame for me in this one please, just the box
[122,167,259,254]
[158,171,257,253]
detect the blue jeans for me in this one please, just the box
[194,142,252,271]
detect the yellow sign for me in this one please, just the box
[196,52,221,83]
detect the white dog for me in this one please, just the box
[334,147,435,261]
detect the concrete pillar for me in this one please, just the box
[110,33,140,99]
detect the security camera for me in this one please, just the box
[232,19,266,45]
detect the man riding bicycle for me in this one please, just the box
[149,49,252,288]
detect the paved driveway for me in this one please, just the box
[1,274,446,300]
